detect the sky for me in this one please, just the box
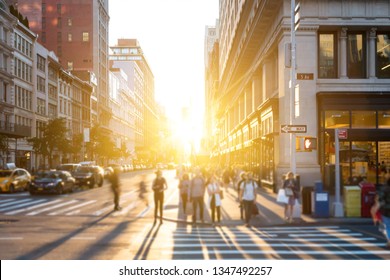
[109,0,219,137]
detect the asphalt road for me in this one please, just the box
[0,170,389,260]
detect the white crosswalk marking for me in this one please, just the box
[0,198,32,209]
[50,200,97,216]
[27,200,78,215]
[5,199,62,215]
[0,199,46,212]
[0,198,16,203]
[133,225,389,259]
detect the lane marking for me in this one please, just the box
[5,199,62,215]
[289,233,363,237]
[155,237,378,242]
[27,200,78,215]
[172,228,351,234]
[49,200,97,216]
[0,198,16,203]
[171,232,278,238]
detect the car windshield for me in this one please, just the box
[76,166,93,173]
[0,171,12,177]
[36,172,59,179]
[57,165,74,171]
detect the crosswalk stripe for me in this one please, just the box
[26,200,78,215]
[289,233,363,237]
[164,237,378,242]
[0,198,16,203]
[112,202,136,216]
[0,198,32,209]
[172,232,278,237]
[5,199,62,215]
[136,206,151,218]
[159,242,386,249]
[171,229,351,234]
[49,200,97,216]
[0,199,46,212]
[92,195,135,216]
[163,250,390,256]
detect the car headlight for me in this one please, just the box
[47,183,55,187]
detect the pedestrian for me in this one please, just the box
[190,169,206,225]
[178,173,191,214]
[222,167,232,194]
[152,170,168,224]
[373,185,390,249]
[239,171,258,227]
[138,173,149,207]
[207,174,222,226]
[282,171,299,223]
[237,172,247,220]
[109,167,121,211]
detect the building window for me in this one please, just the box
[68,33,72,42]
[379,112,390,129]
[82,32,89,42]
[42,3,46,13]
[68,18,72,26]
[57,46,62,57]
[377,33,390,79]
[37,55,45,72]
[325,111,350,129]
[319,33,337,78]
[351,111,376,128]
[37,76,45,92]
[42,17,46,29]
[57,17,62,28]
[67,61,73,70]
[347,33,366,78]
[57,3,62,14]
[57,32,62,43]
[37,98,46,115]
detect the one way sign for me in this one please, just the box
[281,125,307,133]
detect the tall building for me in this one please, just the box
[204,21,220,157]
[210,0,390,190]
[110,39,159,164]
[9,0,111,130]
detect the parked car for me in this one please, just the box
[56,163,80,176]
[0,168,31,193]
[30,171,75,195]
[73,165,104,188]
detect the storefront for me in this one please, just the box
[318,92,390,186]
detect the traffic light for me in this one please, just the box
[304,137,317,151]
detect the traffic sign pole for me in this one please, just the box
[333,128,344,217]
[290,0,297,174]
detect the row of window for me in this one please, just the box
[324,110,390,129]
[319,31,390,79]
[14,33,32,58]
[15,115,32,128]
[41,32,89,44]
[15,85,32,111]
[14,58,33,83]
[42,3,63,15]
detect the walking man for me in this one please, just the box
[190,169,206,225]
[109,167,121,211]
[152,170,168,224]
[239,172,258,227]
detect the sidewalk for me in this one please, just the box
[162,183,372,227]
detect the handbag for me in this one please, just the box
[277,189,289,204]
[285,187,294,196]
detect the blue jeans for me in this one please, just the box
[243,200,254,224]
[192,197,204,223]
[382,215,390,241]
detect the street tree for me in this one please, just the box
[86,124,117,165]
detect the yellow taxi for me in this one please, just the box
[0,168,31,193]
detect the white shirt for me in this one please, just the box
[240,180,258,201]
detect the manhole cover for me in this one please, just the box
[0,219,18,224]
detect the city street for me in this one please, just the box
[0,170,389,260]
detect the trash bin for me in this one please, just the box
[344,186,361,217]
[314,191,329,218]
[360,182,376,218]
[302,186,314,214]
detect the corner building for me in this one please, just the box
[214,0,390,189]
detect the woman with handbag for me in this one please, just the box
[207,174,222,226]
[282,171,299,223]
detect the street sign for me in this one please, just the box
[281,124,307,133]
[297,73,314,80]
[338,129,348,139]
